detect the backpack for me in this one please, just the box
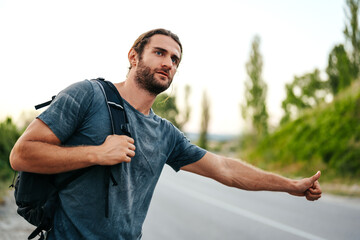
[11,78,131,240]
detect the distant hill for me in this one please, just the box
[185,132,238,143]
[243,80,360,181]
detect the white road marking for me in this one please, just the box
[162,181,326,240]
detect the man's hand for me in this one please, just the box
[97,135,136,165]
[289,171,322,201]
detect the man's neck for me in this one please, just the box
[114,78,156,116]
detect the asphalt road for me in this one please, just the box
[142,166,360,240]
[1,166,359,240]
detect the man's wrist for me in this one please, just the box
[286,178,300,194]
[87,146,100,166]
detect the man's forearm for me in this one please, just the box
[10,140,100,174]
[222,157,296,192]
[10,119,135,174]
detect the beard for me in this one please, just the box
[134,60,173,96]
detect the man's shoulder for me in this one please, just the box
[54,79,105,105]
[38,79,110,144]
[61,79,94,95]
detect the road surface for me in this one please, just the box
[142,166,360,240]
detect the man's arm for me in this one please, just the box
[10,118,136,174]
[180,152,322,201]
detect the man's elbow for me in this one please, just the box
[9,142,25,171]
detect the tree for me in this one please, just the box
[152,85,192,131]
[198,90,210,149]
[344,0,360,79]
[326,44,352,94]
[177,85,192,130]
[281,69,328,124]
[241,35,268,136]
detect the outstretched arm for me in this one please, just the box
[181,152,322,201]
[10,118,136,174]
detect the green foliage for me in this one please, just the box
[326,44,353,94]
[244,81,360,179]
[0,117,21,181]
[152,85,192,131]
[344,0,360,79]
[241,35,268,136]
[281,69,329,124]
[324,1,359,98]
[198,90,211,149]
[179,85,192,130]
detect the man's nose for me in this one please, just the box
[161,57,173,69]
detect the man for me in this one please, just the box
[10,28,322,239]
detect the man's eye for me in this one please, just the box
[171,58,178,64]
[155,51,162,56]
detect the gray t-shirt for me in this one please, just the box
[38,80,206,239]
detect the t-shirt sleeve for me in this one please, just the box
[37,80,94,143]
[166,127,207,172]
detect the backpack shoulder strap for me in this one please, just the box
[93,77,132,218]
[93,78,131,137]
[35,96,56,110]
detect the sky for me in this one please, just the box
[0,0,346,134]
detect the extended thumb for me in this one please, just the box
[311,171,321,182]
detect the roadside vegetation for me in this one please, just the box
[0,117,21,203]
[236,0,360,197]
[238,81,360,196]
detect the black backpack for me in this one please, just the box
[11,78,131,240]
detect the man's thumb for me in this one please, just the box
[311,171,321,183]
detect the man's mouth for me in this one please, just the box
[157,71,169,78]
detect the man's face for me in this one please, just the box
[134,34,181,95]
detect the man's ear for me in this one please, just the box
[128,48,138,68]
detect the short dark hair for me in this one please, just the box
[129,28,183,69]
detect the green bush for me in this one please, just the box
[0,117,21,181]
[241,81,360,180]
